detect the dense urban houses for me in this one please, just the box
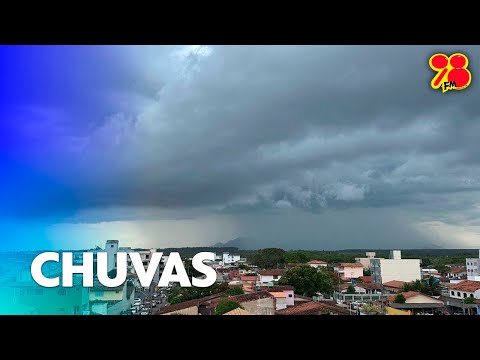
[2,244,480,315]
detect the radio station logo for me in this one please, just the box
[429,53,471,93]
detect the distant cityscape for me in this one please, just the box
[0,241,479,315]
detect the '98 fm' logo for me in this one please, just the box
[429,53,471,93]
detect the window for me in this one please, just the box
[451,291,454,296]
[145,254,150,259]
[111,245,114,248]
[288,294,293,298]
[273,275,278,279]
[127,261,132,267]
[457,292,461,297]
[58,289,66,296]
[470,294,474,297]
[463,293,467,298]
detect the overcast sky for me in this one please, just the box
[1,45,480,251]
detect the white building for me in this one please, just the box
[306,260,328,269]
[222,252,241,265]
[257,269,285,286]
[355,251,383,269]
[105,240,119,273]
[371,250,421,284]
[447,280,480,300]
[466,250,480,281]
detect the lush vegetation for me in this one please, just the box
[251,248,286,269]
[222,286,244,296]
[402,277,441,296]
[284,251,309,263]
[360,303,381,314]
[394,294,406,303]
[215,300,241,315]
[278,265,334,296]
[464,297,475,304]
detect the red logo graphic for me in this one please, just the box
[429,53,471,93]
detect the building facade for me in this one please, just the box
[333,263,364,280]
[355,252,383,269]
[371,250,421,284]
[466,250,480,281]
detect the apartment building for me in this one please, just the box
[371,250,421,284]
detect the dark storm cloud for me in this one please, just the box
[3,45,480,222]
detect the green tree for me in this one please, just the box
[252,248,286,269]
[167,282,229,304]
[347,285,355,294]
[215,300,241,315]
[420,258,432,267]
[363,268,371,276]
[360,303,381,314]
[278,265,334,296]
[402,277,440,296]
[223,286,244,296]
[464,297,475,304]
[244,272,257,277]
[346,285,356,294]
[394,294,406,303]
[285,251,309,264]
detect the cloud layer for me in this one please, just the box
[2,45,480,249]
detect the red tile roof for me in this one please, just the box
[156,293,224,315]
[276,301,324,315]
[259,285,294,291]
[276,301,350,315]
[258,269,286,276]
[269,292,287,298]
[383,280,405,289]
[229,290,274,303]
[315,301,352,315]
[337,263,364,268]
[307,260,328,265]
[356,283,381,290]
[240,276,258,282]
[359,276,372,283]
[386,291,422,302]
[449,280,480,292]
[448,268,467,274]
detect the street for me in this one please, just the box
[133,282,169,315]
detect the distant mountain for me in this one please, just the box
[212,237,258,250]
